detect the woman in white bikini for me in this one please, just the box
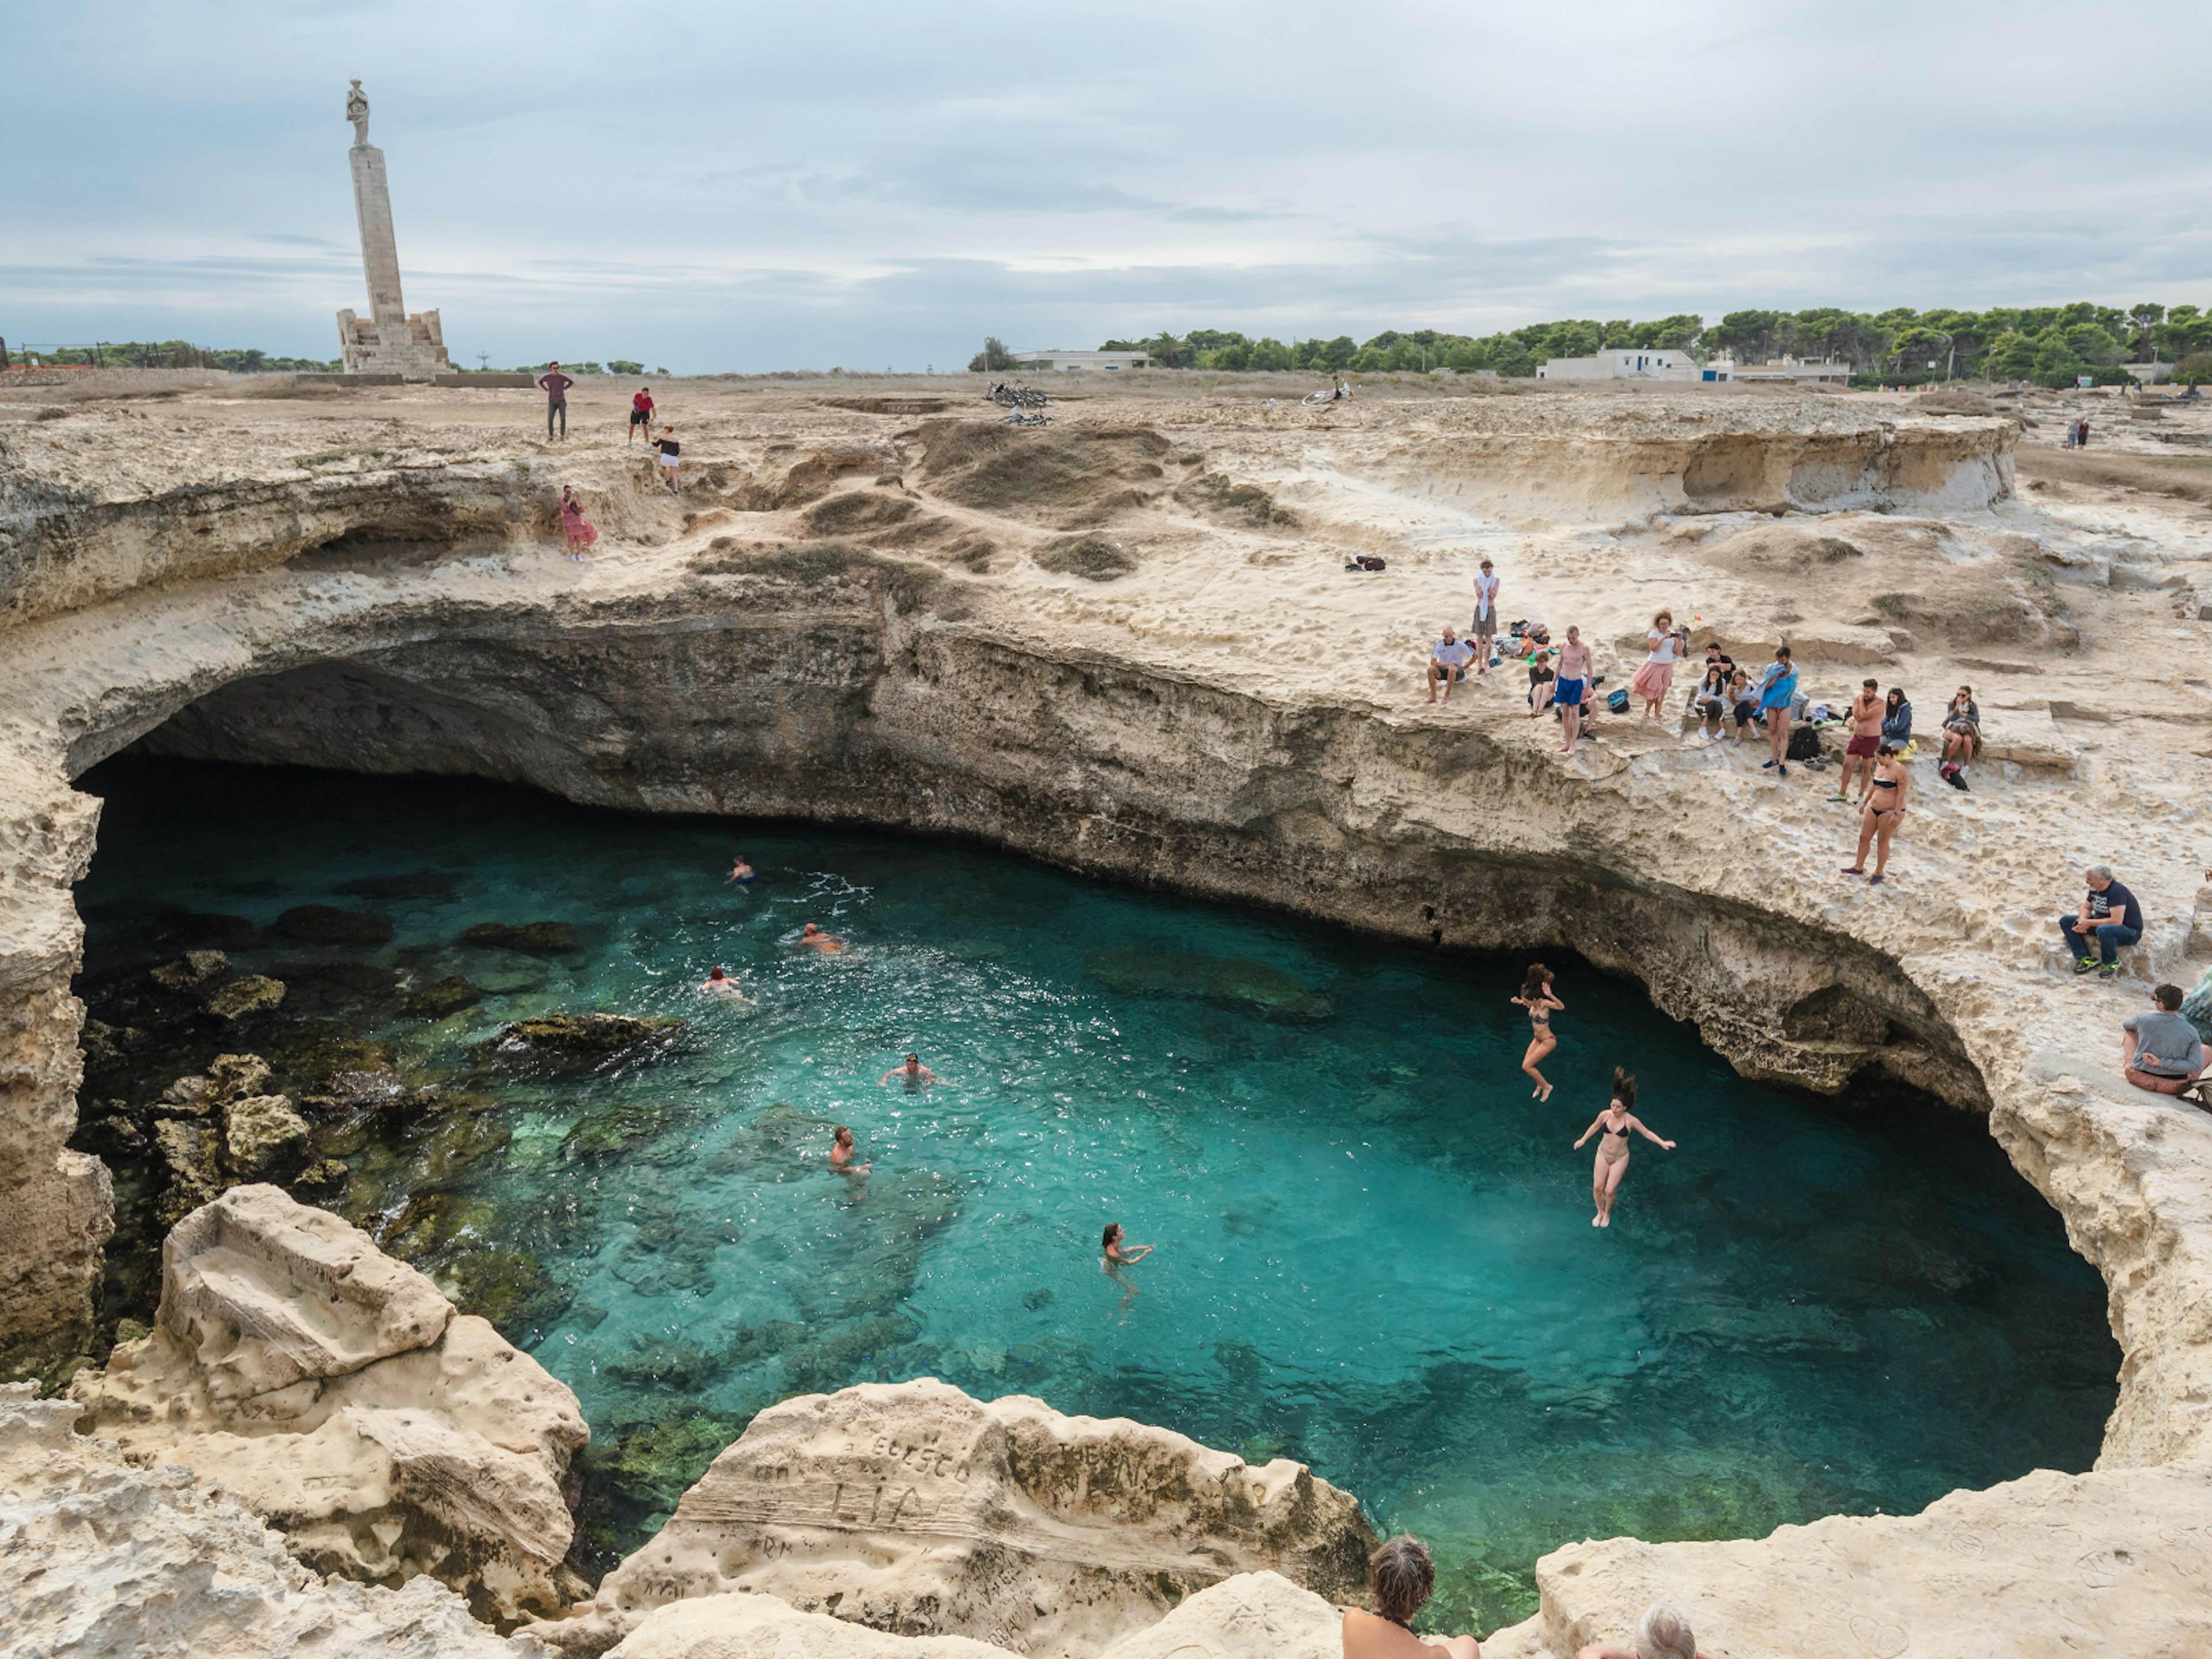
[1510,963,1563,1101]
[1572,1069,1676,1228]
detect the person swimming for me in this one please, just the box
[1510,963,1563,1102]
[830,1124,870,1175]
[1571,1068,1677,1228]
[699,966,754,1003]
[793,922,844,952]
[878,1052,940,1089]
[726,855,756,885]
[1101,1222,1153,1291]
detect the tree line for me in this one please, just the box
[1089,303,2212,387]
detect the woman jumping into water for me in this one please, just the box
[1572,1068,1676,1228]
[1511,964,1563,1101]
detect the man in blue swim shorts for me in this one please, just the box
[1554,626,1592,756]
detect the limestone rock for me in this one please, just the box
[151,947,232,991]
[70,1184,589,1623]
[155,1116,227,1224]
[0,1381,522,1659]
[546,1378,1373,1657]
[1487,1460,2212,1659]
[207,972,287,1020]
[408,972,486,1018]
[224,1090,312,1174]
[1097,1572,1342,1659]
[605,1593,1024,1659]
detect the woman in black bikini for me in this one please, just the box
[1573,1069,1676,1228]
[1840,743,1909,885]
[1510,963,1563,1101]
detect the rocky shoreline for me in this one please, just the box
[5,380,2212,1653]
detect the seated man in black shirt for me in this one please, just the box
[2059,864,2142,978]
[1527,651,1555,715]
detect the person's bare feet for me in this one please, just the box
[1599,1210,1610,1227]
[1425,692,1438,703]
[1592,1213,1603,1226]
[1539,1082,1553,1102]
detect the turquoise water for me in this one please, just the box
[73,759,2118,1632]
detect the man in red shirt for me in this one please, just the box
[537,361,575,439]
[628,385,655,445]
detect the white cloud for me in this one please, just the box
[3,0,2207,369]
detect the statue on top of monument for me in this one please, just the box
[346,79,370,148]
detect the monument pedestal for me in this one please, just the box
[336,306,450,378]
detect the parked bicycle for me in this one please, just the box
[988,381,1050,409]
[1001,410,1052,427]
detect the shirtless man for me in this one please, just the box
[725,855,755,885]
[1554,626,1593,756]
[793,922,844,952]
[1835,678,1884,805]
[830,1125,871,1173]
[878,1052,940,1088]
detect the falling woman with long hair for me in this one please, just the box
[1510,963,1564,1101]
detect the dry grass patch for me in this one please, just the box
[1034,536,1137,581]
[916,421,1173,527]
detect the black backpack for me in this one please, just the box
[1786,725,1822,762]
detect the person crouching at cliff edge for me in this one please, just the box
[1341,1536,1480,1659]
[1573,1068,1676,1228]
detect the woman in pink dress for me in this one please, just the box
[559,485,598,562]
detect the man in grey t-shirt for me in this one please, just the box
[2122,983,2207,1097]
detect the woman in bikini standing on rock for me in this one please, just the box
[1573,1069,1676,1228]
[1510,964,1563,1101]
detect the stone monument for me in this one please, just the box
[335,79,450,377]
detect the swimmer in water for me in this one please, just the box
[830,1124,870,1174]
[1510,963,1563,1102]
[878,1052,940,1088]
[1571,1067,1676,1228]
[1101,1222,1153,1291]
[699,966,754,1004]
[725,855,756,885]
[793,922,844,952]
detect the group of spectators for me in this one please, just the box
[536,362,684,499]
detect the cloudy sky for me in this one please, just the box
[5,1,2208,372]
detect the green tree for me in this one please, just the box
[967,338,1019,371]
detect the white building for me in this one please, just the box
[1537,349,1704,381]
[1012,350,1150,371]
[1537,350,1853,385]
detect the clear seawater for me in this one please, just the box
[73,759,2118,1633]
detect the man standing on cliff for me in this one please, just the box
[1555,626,1592,756]
[1471,559,1501,673]
[537,361,574,440]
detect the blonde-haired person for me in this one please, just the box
[1342,1536,1479,1659]
[1571,1068,1676,1228]
[1574,1602,1708,1659]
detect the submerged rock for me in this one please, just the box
[465,920,579,955]
[276,904,395,945]
[1086,946,1332,1022]
[70,1184,590,1624]
[437,1249,574,1344]
[538,1377,1374,1657]
[493,1013,686,1058]
[224,1091,312,1176]
[406,973,484,1018]
[206,973,286,1021]
[561,1099,679,1162]
[151,949,232,993]
[0,1382,516,1659]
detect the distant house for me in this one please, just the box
[1013,349,1150,371]
[1537,349,1704,381]
[1726,357,1853,384]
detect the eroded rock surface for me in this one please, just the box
[69,1183,589,1624]
[0,1380,520,1659]
[1483,1460,2212,1659]
[546,1378,1373,1657]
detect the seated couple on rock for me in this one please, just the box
[2122,983,2210,1101]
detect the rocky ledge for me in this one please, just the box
[69,1184,589,1624]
